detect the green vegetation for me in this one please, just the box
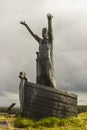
[14,117,35,128]
[78,105,87,113]
[13,112,87,130]
[0,106,87,130]
[0,112,87,130]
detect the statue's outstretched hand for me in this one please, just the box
[20,21,26,25]
[47,13,53,20]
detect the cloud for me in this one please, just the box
[0,91,19,107]
[2,91,19,100]
[78,93,87,105]
[55,51,87,93]
[0,0,87,106]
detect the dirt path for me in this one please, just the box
[0,120,23,130]
[0,122,8,128]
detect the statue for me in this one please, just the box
[19,14,77,119]
[20,14,56,88]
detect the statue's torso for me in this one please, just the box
[38,39,51,59]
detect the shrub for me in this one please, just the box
[78,105,87,113]
[33,117,60,128]
[14,117,35,128]
[14,112,87,129]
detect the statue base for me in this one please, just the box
[20,82,77,120]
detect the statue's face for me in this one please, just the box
[42,28,48,39]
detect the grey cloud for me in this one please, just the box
[0,91,5,97]
[0,0,87,106]
[54,52,87,93]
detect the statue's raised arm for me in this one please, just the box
[20,21,40,42]
[47,14,53,62]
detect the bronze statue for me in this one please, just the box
[20,14,56,88]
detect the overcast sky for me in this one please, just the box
[0,0,87,107]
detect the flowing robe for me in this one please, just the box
[36,38,56,87]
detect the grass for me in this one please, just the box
[13,112,87,130]
[0,111,87,130]
[0,113,15,130]
[14,117,35,128]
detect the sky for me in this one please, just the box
[0,0,87,107]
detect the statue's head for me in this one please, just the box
[42,28,48,39]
